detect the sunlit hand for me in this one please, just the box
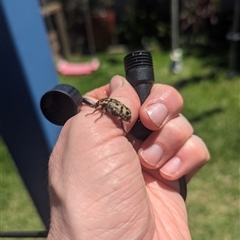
[47,76,210,240]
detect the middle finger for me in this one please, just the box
[138,114,193,169]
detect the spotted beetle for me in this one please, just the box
[85,98,131,133]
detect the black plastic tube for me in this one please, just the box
[124,50,187,200]
[124,51,154,140]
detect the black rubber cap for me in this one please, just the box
[40,84,82,126]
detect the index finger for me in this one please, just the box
[84,83,110,101]
[82,75,141,134]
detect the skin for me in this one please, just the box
[47,76,210,240]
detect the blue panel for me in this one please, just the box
[0,0,61,227]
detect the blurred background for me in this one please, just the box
[42,0,236,52]
[1,0,239,239]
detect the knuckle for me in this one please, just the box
[189,135,211,162]
[166,116,193,140]
[161,85,184,106]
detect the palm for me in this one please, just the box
[142,170,191,239]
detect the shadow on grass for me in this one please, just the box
[173,72,218,90]
[189,107,223,123]
[106,57,122,65]
[183,44,229,69]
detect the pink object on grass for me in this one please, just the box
[56,58,100,76]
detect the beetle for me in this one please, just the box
[85,98,131,133]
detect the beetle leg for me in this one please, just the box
[120,120,127,135]
[85,108,99,117]
[86,106,106,122]
[94,111,104,122]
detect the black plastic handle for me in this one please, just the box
[124,50,187,200]
[124,50,154,140]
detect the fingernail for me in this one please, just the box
[146,103,168,127]
[160,157,181,176]
[140,144,164,167]
[110,76,124,92]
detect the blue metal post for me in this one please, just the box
[0,0,61,228]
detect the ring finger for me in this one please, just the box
[138,114,193,169]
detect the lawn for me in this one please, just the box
[1,49,239,239]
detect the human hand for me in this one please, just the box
[47,76,210,240]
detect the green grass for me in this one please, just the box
[0,140,45,239]
[1,50,239,239]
